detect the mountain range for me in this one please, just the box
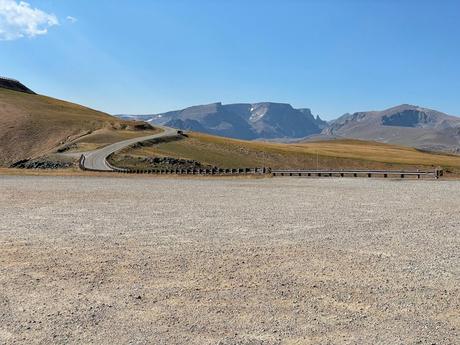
[322,104,460,153]
[120,102,327,140]
[119,102,460,153]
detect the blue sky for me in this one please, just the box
[1,0,460,119]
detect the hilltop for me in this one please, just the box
[0,77,35,94]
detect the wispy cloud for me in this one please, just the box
[0,0,59,40]
[66,16,77,24]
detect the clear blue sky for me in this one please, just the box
[1,0,460,119]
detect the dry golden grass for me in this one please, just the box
[115,132,460,173]
[0,88,152,166]
[62,127,162,153]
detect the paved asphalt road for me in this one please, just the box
[83,126,179,171]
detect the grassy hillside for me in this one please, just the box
[0,88,153,166]
[111,132,460,174]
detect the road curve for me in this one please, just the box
[83,126,179,171]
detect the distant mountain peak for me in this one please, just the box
[385,104,426,113]
[323,104,460,153]
[119,101,325,140]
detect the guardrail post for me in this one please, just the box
[435,169,443,179]
[78,155,86,171]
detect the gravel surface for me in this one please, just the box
[0,176,459,345]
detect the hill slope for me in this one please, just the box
[110,131,460,175]
[322,104,460,153]
[120,102,326,140]
[0,87,146,166]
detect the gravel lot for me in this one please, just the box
[0,176,459,345]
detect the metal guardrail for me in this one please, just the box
[80,155,270,175]
[108,167,270,175]
[80,155,443,179]
[271,169,443,179]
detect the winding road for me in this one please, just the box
[82,126,179,171]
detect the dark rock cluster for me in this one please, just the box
[140,156,211,169]
[10,159,73,170]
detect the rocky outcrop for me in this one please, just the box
[0,77,35,94]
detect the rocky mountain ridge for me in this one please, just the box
[322,104,460,153]
[119,103,460,153]
[119,102,327,140]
